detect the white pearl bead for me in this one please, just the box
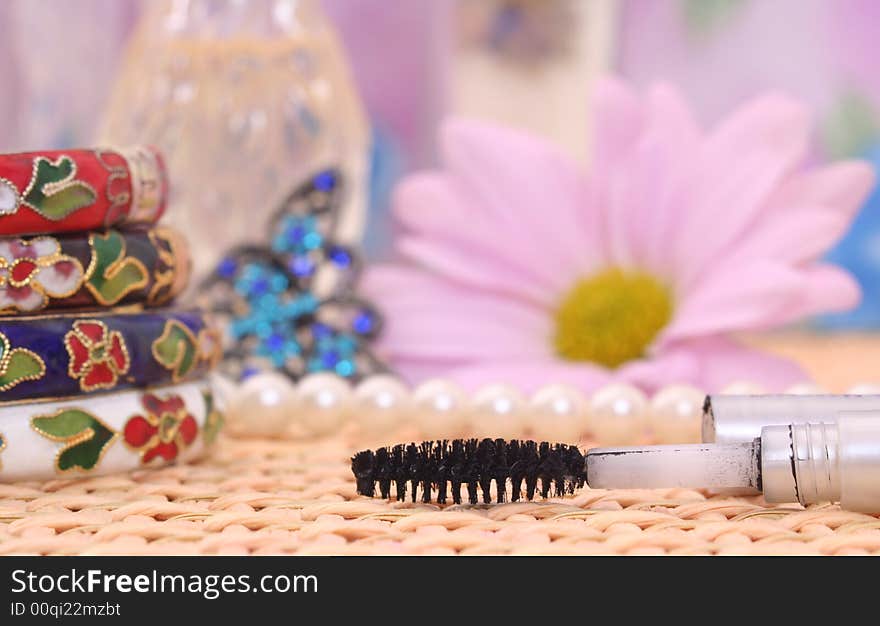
[354,375,410,433]
[721,381,765,395]
[295,373,351,437]
[227,372,297,437]
[470,384,528,439]
[588,383,647,445]
[529,384,587,442]
[412,379,469,437]
[785,382,826,395]
[649,384,704,444]
[847,383,880,395]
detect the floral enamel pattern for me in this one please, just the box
[0,237,84,312]
[27,386,218,474]
[21,155,97,221]
[31,409,117,472]
[0,228,188,312]
[152,320,221,382]
[0,147,166,237]
[0,178,20,215]
[123,393,199,463]
[64,320,130,391]
[0,330,45,392]
[84,230,149,306]
[146,227,187,306]
[197,326,223,369]
[201,390,224,445]
[0,311,213,402]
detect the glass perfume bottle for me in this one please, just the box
[99,0,368,282]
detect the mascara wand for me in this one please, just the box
[351,439,586,504]
[352,412,880,512]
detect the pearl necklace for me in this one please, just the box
[218,372,880,445]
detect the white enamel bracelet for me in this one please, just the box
[0,380,222,482]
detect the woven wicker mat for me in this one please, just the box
[2,333,878,557]
[2,430,880,556]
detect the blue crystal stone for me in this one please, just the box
[289,255,315,277]
[254,319,272,337]
[328,246,352,268]
[271,277,289,293]
[236,264,289,299]
[256,328,302,367]
[266,333,285,352]
[273,215,322,254]
[240,366,261,380]
[352,311,374,335]
[335,359,355,377]
[311,322,333,339]
[303,231,322,250]
[288,225,306,240]
[285,293,317,317]
[313,170,337,192]
[336,334,357,352]
[217,256,238,279]
[250,277,269,296]
[320,350,340,369]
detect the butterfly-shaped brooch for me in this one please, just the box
[200,169,386,382]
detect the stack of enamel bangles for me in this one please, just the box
[0,146,223,482]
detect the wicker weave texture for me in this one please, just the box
[2,432,880,556]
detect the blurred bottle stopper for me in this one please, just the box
[702,394,880,443]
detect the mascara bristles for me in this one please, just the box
[351,438,587,504]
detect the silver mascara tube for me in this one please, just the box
[702,394,880,443]
[588,412,880,512]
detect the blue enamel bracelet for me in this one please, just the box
[0,309,220,403]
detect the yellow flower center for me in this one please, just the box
[553,269,673,368]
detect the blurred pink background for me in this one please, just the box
[2,0,879,392]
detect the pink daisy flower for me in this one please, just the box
[363,78,876,394]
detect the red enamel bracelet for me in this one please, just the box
[0,146,167,236]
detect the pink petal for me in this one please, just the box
[680,336,808,393]
[438,118,600,282]
[30,237,61,257]
[588,77,645,182]
[765,264,861,324]
[614,349,700,393]
[384,356,471,388]
[603,83,700,272]
[444,359,613,394]
[440,347,704,396]
[0,242,15,263]
[728,162,875,264]
[725,207,854,265]
[661,261,807,342]
[34,260,83,297]
[9,240,35,259]
[0,286,44,311]
[393,172,577,297]
[396,236,556,307]
[674,93,811,287]
[765,160,876,215]
[363,265,550,361]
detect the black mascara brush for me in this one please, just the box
[352,406,880,513]
[351,438,588,504]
